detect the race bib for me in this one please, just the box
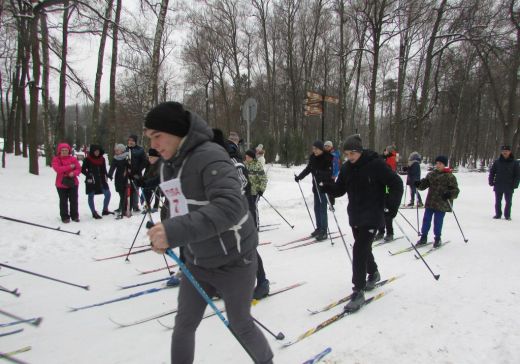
[160,178,189,218]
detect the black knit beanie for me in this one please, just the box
[343,134,363,151]
[435,155,448,166]
[144,102,190,137]
[245,149,257,159]
[313,140,324,151]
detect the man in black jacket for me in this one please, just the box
[126,134,146,212]
[322,134,403,312]
[489,145,520,220]
[295,140,333,241]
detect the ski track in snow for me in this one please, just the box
[1,154,520,363]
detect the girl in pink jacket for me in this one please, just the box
[51,143,81,223]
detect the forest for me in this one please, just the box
[1,0,519,174]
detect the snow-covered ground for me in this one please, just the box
[1,154,519,363]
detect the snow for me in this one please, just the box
[1,154,520,363]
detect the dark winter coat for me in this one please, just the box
[297,152,333,194]
[108,153,129,193]
[323,150,403,228]
[488,154,520,192]
[141,160,161,190]
[81,145,109,195]
[126,144,146,177]
[417,168,459,212]
[160,112,258,269]
[406,152,422,185]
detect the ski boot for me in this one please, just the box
[344,290,365,313]
[365,271,381,291]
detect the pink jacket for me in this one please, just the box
[52,143,81,188]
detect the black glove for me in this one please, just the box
[414,180,421,187]
[257,190,264,197]
[294,175,300,183]
[442,191,451,200]
[489,181,494,187]
[384,207,398,218]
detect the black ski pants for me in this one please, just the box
[351,226,378,291]
[57,186,79,220]
[171,250,273,364]
[495,189,513,219]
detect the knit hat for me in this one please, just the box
[343,134,363,152]
[435,155,448,166]
[501,145,511,151]
[386,145,395,153]
[408,151,421,162]
[144,102,190,138]
[245,149,256,159]
[148,148,160,157]
[324,140,333,148]
[313,140,324,151]
[128,134,138,143]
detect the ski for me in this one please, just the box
[0,350,29,364]
[414,241,451,259]
[302,347,332,364]
[372,236,404,247]
[0,317,42,328]
[122,244,149,250]
[0,328,24,337]
[136,264,177,275]
[70,286,173,312]
[258,241,272,246]
[307,275,401,314]
[277,234,344,251]
[259,226,280,233]
[259,223,281,228]
[4,347,31,357]
[0,286,20,297]
[283,291,388,347]
[159,282,307,329]
[274,235,315,248]
[110,308,178,328]
[93,248,152,262]
[400,205,424,209]
[118,277,170,290]
[388,241,433,256]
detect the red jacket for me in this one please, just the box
[52,143,81,188]
[385,151,397,172]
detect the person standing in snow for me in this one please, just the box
[135,148,162,213]
[294,140,333,241]
[374,145,399,242]
[108,144,129,219]
[81,144,112,219]
[256,144,266,167]
[52,143,81,223]
[126,134,146,212]
[488,145,520,220]
[321,134,403,313]
[145,102,273,364]
[324,140,341,180]
[415,155,460,248]
[405,151,424,207]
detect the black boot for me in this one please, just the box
[253,279,270,300]
[316,230,328,241]
[433,237,442,248]
[344,290,365,313]
[365,271,381,291]
[415,236,427,246]
[92,212,102,219]
[102,210,114,216]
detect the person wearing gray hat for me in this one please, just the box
[294,140,334,241]
[321,134,403,313]
[489,145,520,220]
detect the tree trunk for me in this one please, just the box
[147,0,169,108]
[40,12,53,166]
[56,0,70,142]
[108,0,122,154]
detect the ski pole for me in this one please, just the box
[0,263,90,290]
[0,309,42,327]
[415,191,420,234]
[394,220,440,280]
[253,317,285,340]
[321,189,352,263]
[295,175,315,229]
[0,215,80,235]
[260,195,294,229]
[144,205,172,276]
[0,285,20,297]
[397,210,421,235]
[124,206,148,261]
[447,200,469,243]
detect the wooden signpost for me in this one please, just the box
[304,91,339,140]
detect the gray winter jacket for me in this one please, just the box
[159,112,258,268]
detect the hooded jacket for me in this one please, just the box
[51,143,81,188]
[324,150,403,228]
[81,144,109,195]
[417,167,459,212]
[159,112,258,268]
[406,152,422,185]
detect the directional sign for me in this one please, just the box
[242,98,258,124]
[307,91,323,101]
[324,96,339,104]
[304,110,322,116]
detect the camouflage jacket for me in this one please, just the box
[417,168,459,212]
[245,159,267,195]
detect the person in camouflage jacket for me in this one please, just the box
[244,149,268,228]
[415,155,460,247]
